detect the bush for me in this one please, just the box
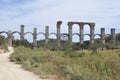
[64,50,85,58]
[88,44,99,55]
[10,47,120,80]
[105,43,116,50]
[0,36,8,51]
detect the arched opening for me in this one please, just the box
[72,34,80,50]
[84,34,90,41]
[84,24,90,40]
[48,33,57,49]
[0,33,8,38]
[105,34,111,43]
[60,34,68,46]
[72,34,79,43]
[24,33,33,42]
[72,24,80,34]
[49,33,57,40]
[12,33,20,40]
[37,34,45,41]
[60,34,70,50]
[12,33,21,47]
[37,34,45,47]
[60,34,68,41]
[94,35,101,44]
[24,33,33,47]
[84,35,90,47]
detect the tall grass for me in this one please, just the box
[0,36,8,51]
[10,47,120,80]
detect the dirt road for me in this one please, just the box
[0,47,42,80]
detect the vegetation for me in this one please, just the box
[37,39,72,51]
[10,47,120,80]
[0,35,8,51]
[11,33,120,51]
[12,39,33,48]
[0,29,120,79]
[9,33,120,79]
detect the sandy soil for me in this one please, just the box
[0,47,44,80]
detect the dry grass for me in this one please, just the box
[10,47,120,80]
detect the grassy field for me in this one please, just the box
[10,47,120,80]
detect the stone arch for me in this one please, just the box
[11,31,21,46]
[83,24,90,35]
[49,33,57,39]
[68,22,95,45]
[60,33,69,41]
[72,33,80,36]
[12,31,21,40]
[0,31,8,37]
[84,34,90,37]
[12,31,21,35]
[67,22,81,44]
[72,33,80,43]
[83,34,91,46]
[84,34,90,41]
[37,32,46,42]
[37,32,45,36]
[24,32,33,42]
[82,22,95,44]
[36,32,46,47]
[72,24,80,35]
[94,34,101,38]
[48,33,57,48]
[94,34,101,44]
[24,32,33,36]
[49,33,57,46]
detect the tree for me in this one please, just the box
[0,35,8,51]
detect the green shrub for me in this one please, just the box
[105,43,116,50]
[0,36,8,51]
[64,50,85,58]
[10,47,120,80]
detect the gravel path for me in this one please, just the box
[0,47,42,80]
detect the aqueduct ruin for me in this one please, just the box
[0,21,116,48]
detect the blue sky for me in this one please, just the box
[0,0,120,42]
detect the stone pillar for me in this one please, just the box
[45,26,49,44]
[111,28,116,44]
[79,23,84,44]
[8,30,12,46]
[57,21,62,47]
[101,28,105,44]
[20,25,24,40]
[33,28,37,48]
[68,22,73,45]
[90,24,95,44]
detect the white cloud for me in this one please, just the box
[0,0,120,41]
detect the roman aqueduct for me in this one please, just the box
[0,21,116,48]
